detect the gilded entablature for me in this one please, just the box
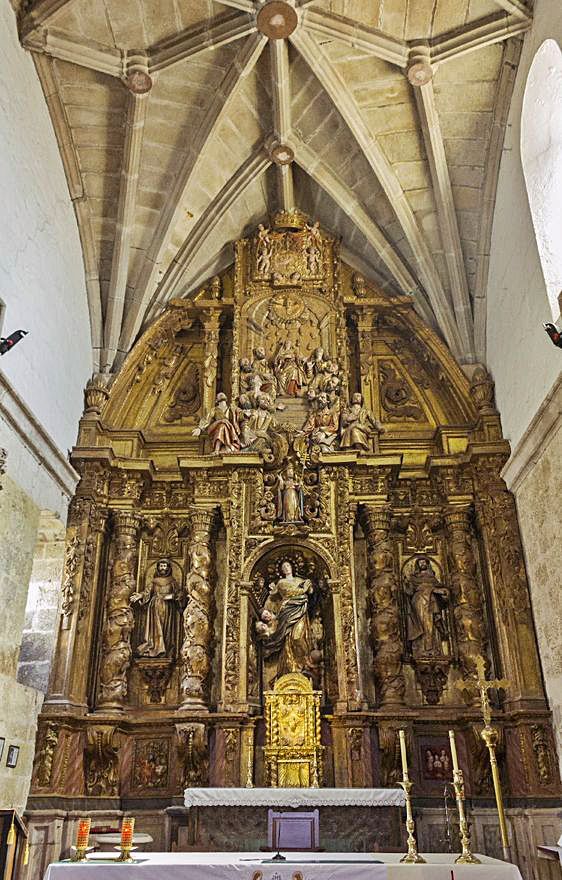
[33,216,559,808]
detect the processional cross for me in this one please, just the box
[457,656,511,862]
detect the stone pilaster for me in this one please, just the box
[363,505,405,707]
[96,511,141,712]
[178,507,216,710]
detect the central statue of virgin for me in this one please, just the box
[256,560,314,679]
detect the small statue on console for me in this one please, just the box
[405,557,451,658]
[339,393,384,452]
[193,392,240,454]
[276,463,305,523]
[131,559,184,660]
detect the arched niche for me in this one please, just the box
[245,541,338,709]
[521,38,562,319]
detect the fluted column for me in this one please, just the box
[96,511,141,712]
[179,508,216,711]
[444,505,486,679]
[474,457,544,707]
[363,505,405,706]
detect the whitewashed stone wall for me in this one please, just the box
[488,0,562,775]
[487,0,562,450]
[0,0,91,812]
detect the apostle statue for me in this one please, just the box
[131,559,184,660]
[405,557,451,658]
[302,392,339,452]
[252,347,277,398]
[256,561,315,678]
[193,392,240,454]
[274,339,307,397]
[339,393,384,451]
[276,463,305,522]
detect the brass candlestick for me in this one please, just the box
[452,768,480,865]
[448,730,480,865]
[398,778,426,864]
[398,729,425,864]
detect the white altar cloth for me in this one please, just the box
[44,850,523,880]
[184,787,406,808]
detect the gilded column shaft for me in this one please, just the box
[179,507,216,710]
[444,505,486,678]
[474,459,543,703]
[47,497,107,708]
[96,511,141,711]
[363,505,405,706]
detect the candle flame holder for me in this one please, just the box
[71,818,92,862]
[115,817,136,863]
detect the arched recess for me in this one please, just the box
[521,39,562,320]
[245,541,336,709]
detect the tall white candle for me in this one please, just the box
[399,729,410,781]
[448,729,460,773]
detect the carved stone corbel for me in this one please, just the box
[85,725,120,796]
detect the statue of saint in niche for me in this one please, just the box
[276,464,305,523]
[404,557,450,659]
[131,559,184,660]
[256,561,316,679]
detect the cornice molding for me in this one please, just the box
[0,370,79,500]
[502,373,562,493]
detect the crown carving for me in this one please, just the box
[271,208,308,230]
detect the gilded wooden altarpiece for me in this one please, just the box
[29,213,559,852]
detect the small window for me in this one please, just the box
[521,39,562,320]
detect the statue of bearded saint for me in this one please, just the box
[405,557,451,659]
[255,561,315,682]
[131,559,184,660]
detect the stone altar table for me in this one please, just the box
[178,788,406,852]
[43,850,524,880]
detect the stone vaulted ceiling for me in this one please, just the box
[14,0,532,372]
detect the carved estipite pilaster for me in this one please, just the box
[179,507,216,710]
[444,505,486,679]
[97,511,141,711]
[355,308,376,406]
[363,505,405,706]
[202,310,221,412]
[474,457,543,702]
